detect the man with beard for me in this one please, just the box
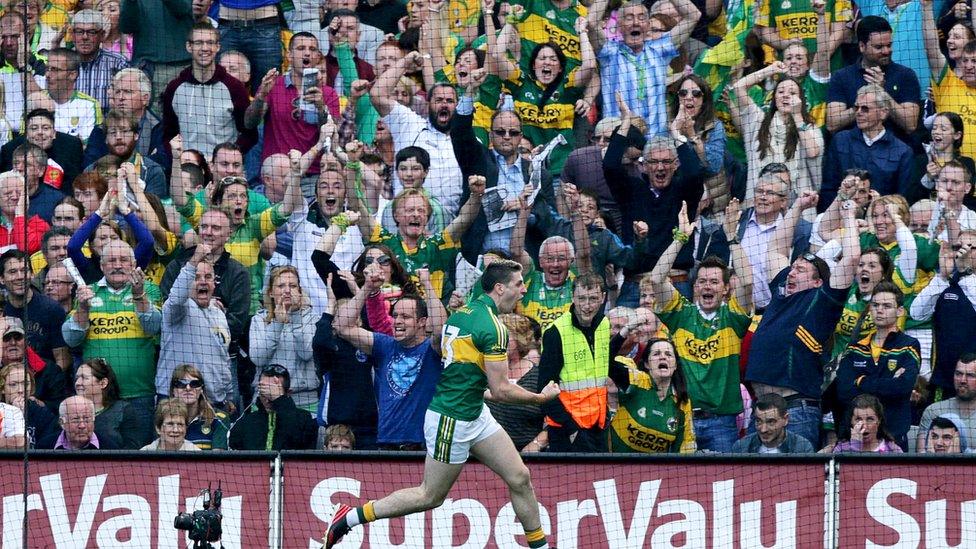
[603,109,705,307]
[649,203,754,452]
[69,10,129,113]
[0,171,50,254]
[161,23,255,158]
[0,250,70,373]
[89,111,166,197]
[731,394,815,453]
[371,50,463,217]
[84,69,164,168]
[745,191,861,448]
[245,32,341,200]
[159,243,234,410]
[918,355,976,451]
[61,240,161,447]
[1,109,83,194]
[825,16,920,139]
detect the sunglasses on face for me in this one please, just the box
[262,364,289,377]
[492,128,522,137]
[173,379,203,389]
[364,255,392,266]
[677,89,704,98]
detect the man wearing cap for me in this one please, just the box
[745,191,861,448]
[0,316,66,413]
[229,364,318,450]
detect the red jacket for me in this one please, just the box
[0,215,50,254]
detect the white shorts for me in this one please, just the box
[424,405,502,464]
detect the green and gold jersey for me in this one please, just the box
[860,232,940,331]
[71,280,162,399]
[609,364,696,453]
[370,225,461,300]
[507,67,581,175]
[429,294,509,421]
[657,292,752,414]
[755,0,852,71]
[832,288,875,359]
[510,0,587,71]
[517,267,575,330]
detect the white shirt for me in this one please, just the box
[0,402,25,439]
[910,272,976,322]
[385,103,463,216]
[741,211,783,309]
[286,206,364,317]
[863,128,887,147]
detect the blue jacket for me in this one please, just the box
[820,127,916,213]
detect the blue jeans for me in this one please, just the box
[693,413,738,453]
[750,400,821,449]
[219,20,282,94]
[784,401,821,449]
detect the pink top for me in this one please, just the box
[262,73,341,171]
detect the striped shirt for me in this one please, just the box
[598,36,678,136]
[77,49,130,112]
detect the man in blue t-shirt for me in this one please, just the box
[0,249,70,371]
[333,266,446,449]
[745,191,860,449]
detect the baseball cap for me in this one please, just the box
[2,317,25,338]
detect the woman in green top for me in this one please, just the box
[608,338,696,454]
[491,13,595,174]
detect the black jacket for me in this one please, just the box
[450,108,555,264]
[228,394,318,450]
[603,133,705,275]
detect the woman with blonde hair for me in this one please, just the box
[168,365,230,450]
[249,266,318,411]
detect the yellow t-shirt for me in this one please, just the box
[933,67,976,160]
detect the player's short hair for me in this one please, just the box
[481,260,522,293]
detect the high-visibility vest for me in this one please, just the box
[545,313,610,429]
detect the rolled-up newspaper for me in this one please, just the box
[528,134,567,205]
[927,200,944,243]
[62,258,87,288]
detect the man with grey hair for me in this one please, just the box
[219,50,252,89]
[62,239,161,447]
[40,395,118,449]
[71,9,129,112]
[0,170,50,253]
[84,68,164,167]
[511,229,585,330]
[603,106,705,307]
[820,83,916,210]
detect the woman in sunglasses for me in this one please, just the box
[313,229,418,335]
[74,358,152,449]
[732,61,824,207]
[250,266,319,411]
[490,13,597,175]
[669,74,728,211]
[168,365,229,450]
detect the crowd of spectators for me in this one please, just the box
[0,0,972,457]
